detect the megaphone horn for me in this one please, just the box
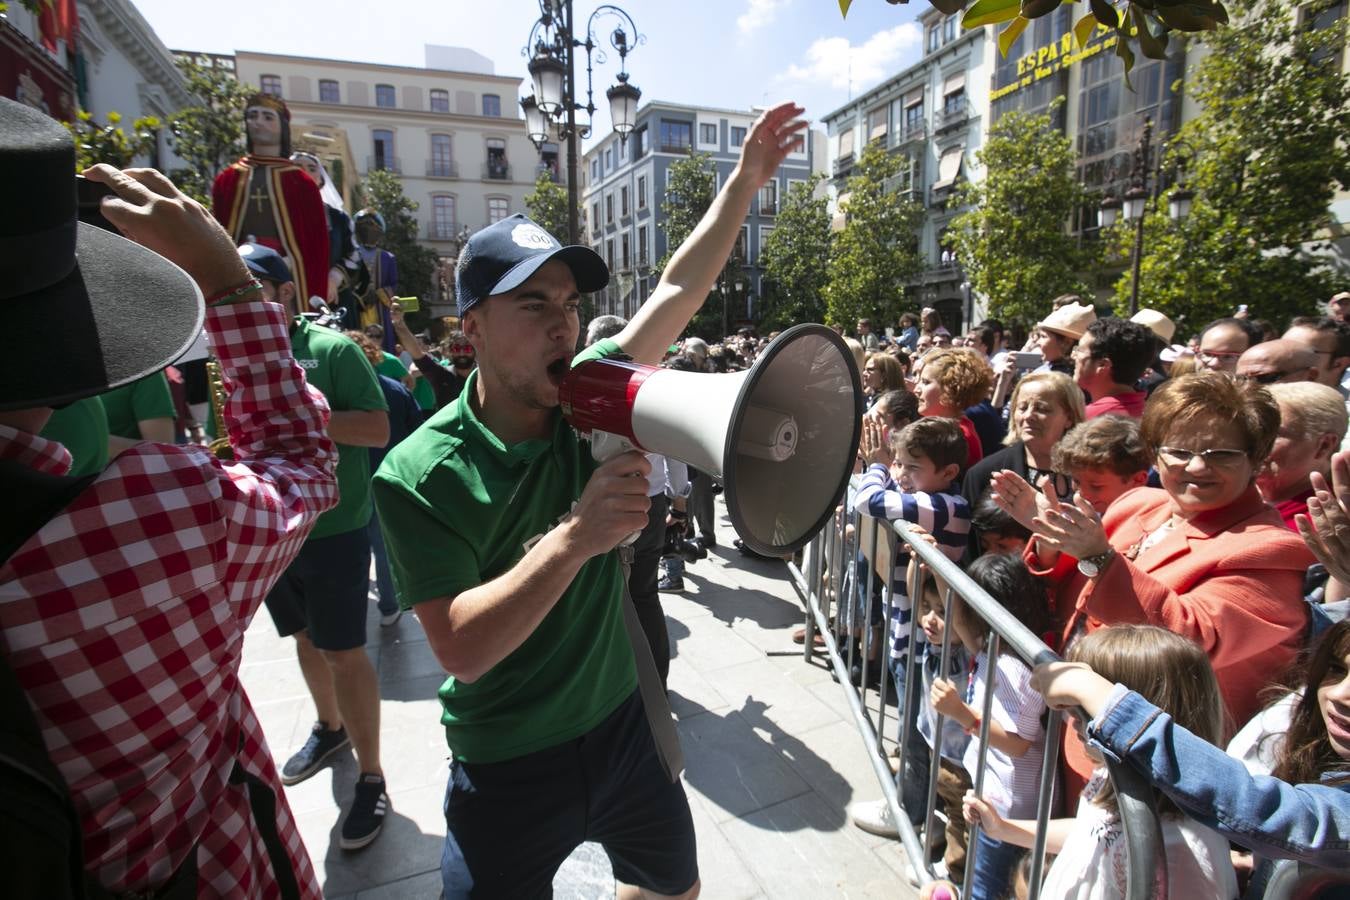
[560,324,863,557]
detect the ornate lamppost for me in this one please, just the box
[1099,119,1195,315]
[520,2,644,246]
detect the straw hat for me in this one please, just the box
[1130,308,1176,343]
[1038,302,1096,341]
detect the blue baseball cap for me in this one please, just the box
[237,242,292,285]
[455,214,607,316]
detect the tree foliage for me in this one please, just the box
[950,102,1092,326]
[824,141,925,328]
[760,174,831,330]
[523,171,571,242]
[167,58,252,204]
[1110,0,1350,329]
[657,151,724,338]
[358,169,441,323]
[64,110,161,170]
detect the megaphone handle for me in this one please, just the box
[587,431,645,546]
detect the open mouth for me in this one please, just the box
[546,356,569,385]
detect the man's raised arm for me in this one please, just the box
[613,101,807,365]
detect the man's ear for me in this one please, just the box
[462,307,485,350]
[278,281,297,314]
[1316,431,1340,461]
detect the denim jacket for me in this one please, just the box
[1087,686,1350,871]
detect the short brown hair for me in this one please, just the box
[1052,416,1151,477]
[893,416,967,471]
[922,348,994,410]
[865,352,907,393]
[1140,371,1280,464]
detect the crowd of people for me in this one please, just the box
[836,290,1350,898]
[4,87,1350,900]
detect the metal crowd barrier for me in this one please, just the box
[1261,859,1350,900]
[787,483,1167,900]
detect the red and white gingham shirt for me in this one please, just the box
[0,300,337,898]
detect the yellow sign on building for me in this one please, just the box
[991,25,1119,102]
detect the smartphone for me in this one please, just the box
[395,295,420,313]
[1012,351,1043,370]
[75,175,117,233]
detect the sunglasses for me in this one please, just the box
[447,344,475,357]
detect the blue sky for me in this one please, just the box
[135,0,930,141]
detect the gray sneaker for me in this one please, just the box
[280,722,350,786]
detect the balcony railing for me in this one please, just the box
[536,163,560,183]
[427,222,461,241]
[760,198,778,216]
[367,155,401,174]
[484,161,511,181]
[659,141,692,154]
[833,153,855,179]
[896,122,927,145]
[426,160,459,178]
[935,98,969,131]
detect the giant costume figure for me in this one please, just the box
[353,208,397,352]
[211,93,329,311]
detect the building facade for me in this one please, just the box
[579,101,824,328]
[230,47,563,309]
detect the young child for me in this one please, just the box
[966,625,1241,900]
[915,349,995,471]
[930,554,1052,900]
[971,490,1031,558]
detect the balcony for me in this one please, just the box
[484,161,511,181]
[659,141,692,154]
[895,122,927,146]
[832,153,855,179]
[760,198,778,216]
[427,222,462,241]
[536,163,560,183]
[366,155,401,174]
[934,99,969,133]
[426,160,459,178]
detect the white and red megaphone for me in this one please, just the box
[560,323,863,557]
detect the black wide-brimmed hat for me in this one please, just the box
[0,98,203,412]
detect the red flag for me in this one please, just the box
[36,0,79,53]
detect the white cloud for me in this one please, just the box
[738,0,789,35]
[778,24,922,91]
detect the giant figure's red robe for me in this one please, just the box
[211,156,329,307]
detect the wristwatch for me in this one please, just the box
[1077,548,1117,579]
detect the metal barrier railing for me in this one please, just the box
[789,483,1167,900]
[1260,858,1350,900]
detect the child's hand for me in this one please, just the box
[920,880,960,900]
[930,678,970,724]
[859,416,893,468]
[1031,661,1116,717]
[963,790,1009,841]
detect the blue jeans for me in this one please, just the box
[367,511,398,616]
[966,829,1024,900]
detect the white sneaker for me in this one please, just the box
[379,608,402,627]
[847,798,899,839]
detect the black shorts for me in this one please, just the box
[263,526,371,651]
[440,690,699,899]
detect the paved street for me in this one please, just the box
[240,501,920,899]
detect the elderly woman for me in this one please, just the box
[1002,372,1311,731]
[862,352,907,408]
[1260,382,1348,529]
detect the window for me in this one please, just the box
[432,195,456,238]
[838,127,855,158]
[787,178,805,198]
[904,98,924,132]
[482,94,501,117]
[605,147,613,170]
[375,84,396,108]
[486,138,507,180]
[488,197,509,224]
[260,74,282,97]
[430,134,454,177]
[759,179,778,215]
[943,14,956,43]
[700,123,718,144]
[621,233,631,270]
[605,193,614,223]
[637,174,647,209]
[730,126,747,147]
[606,239,615,271]
[732,225,749,263]
[868,106,888,143]
[592,158,601,180]
[372,129,394,171]
[636,127,649,156]
[620,185,629,217]
[591,202,601,234]
[659,120,692,152]
[430,89,450,113]
[927,25,940,53]
[638,226,649,265]
[319,79,339,103]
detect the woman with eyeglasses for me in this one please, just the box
[1004,371,1313,737]
[862,352,907,409]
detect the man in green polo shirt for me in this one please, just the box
[373,102,806,899]
[99,371,175,445]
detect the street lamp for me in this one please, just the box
[519,2,645,245]
[1098,119,1195,315]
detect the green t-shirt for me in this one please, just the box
[377,352,408,382]
[291,319,388,539]
[40,396,110,478]
[371,339,636,763]
[99,371,175,440]
[410,360,443,411]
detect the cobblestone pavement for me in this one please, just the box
[240,501,919,899]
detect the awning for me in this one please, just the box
[943,72,966,97]
[904,87,923,108]
[931,145,964,192]
[831,192,851,232]
[838,128,855,156]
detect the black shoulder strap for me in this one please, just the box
[0,459,97,566]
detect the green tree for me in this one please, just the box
[656,151,723,338]
[824,141,925,328]
[64,110,161,170]
[1110,0,1349,328]
[950,102,1092,327]
[523,171,571,241]
[167,58,253,204]
[357,169,441,325]
[759,174,831,330]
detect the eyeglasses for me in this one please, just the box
[1237,370,1290,385]
[1157,446,1250,468]
[1196,349,1244,364]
